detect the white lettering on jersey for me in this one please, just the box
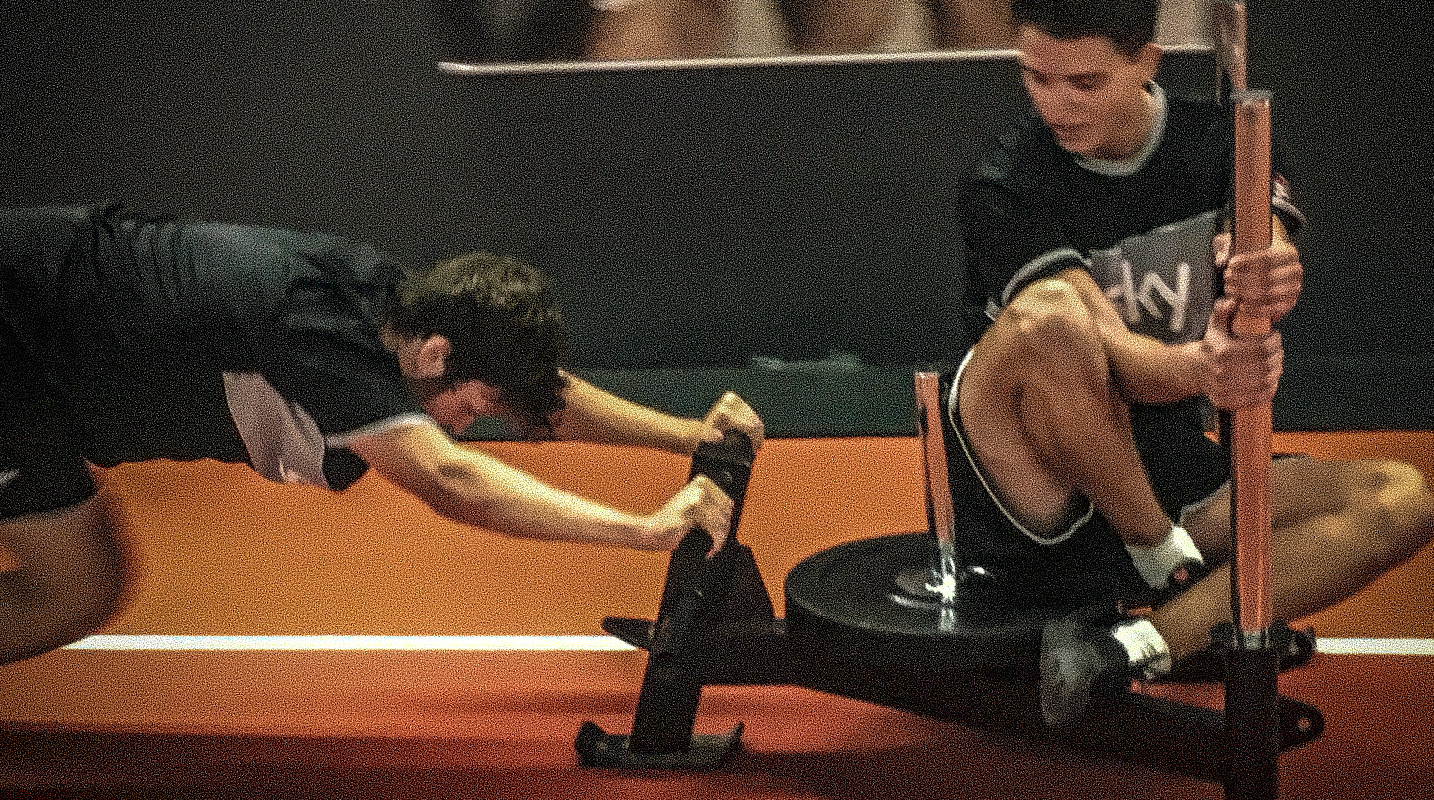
[1088,210,1220,344]
[1105,259,1192,334]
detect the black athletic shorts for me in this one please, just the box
[941,353,1231,611]
[0,209,101,519]
[0,321,99,519]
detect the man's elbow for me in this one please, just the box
[402,457,506,531]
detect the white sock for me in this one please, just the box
[1111,617,1172,680]
[1125,524,1204,589]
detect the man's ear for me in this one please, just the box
[414,335,452,379]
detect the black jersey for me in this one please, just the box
[961,83,1303,346]
[943,85,1309,604]
[0,204,425,490]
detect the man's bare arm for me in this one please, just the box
[348,421,732,552]
[548,373,764,455]
[1053,217,1299,406]
[1047,268,1210,404]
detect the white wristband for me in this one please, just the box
[1125,524,1204,589]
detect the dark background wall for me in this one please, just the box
[1242,0,1431,430]
[3,0,1428,434]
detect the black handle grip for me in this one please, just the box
[686,429,755,547]
[649,430,758,655]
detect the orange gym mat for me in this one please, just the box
[1,433,1431,798]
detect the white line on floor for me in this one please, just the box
[1311,638,1434,656]
[64,634,638,651]
[59,635,1434,655]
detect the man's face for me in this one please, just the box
[387,331,510,434]
[1017,27,1160,160]
[420,379,506,434]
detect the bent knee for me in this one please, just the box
[1354,459,1434,554]
[998,280,1100,354]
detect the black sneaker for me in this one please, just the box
[1039,611,1137,727]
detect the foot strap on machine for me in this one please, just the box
[575,721,744,769]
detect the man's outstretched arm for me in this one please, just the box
[548,372,765,455]
[348,421,733,554]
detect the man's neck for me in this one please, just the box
[1077,82,1166,174]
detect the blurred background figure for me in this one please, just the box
[430,0,729,62]
[427,0,1199,64]
[924,0,1015,49]
[430,0,597,61]
[586,0,731,60]
[776,0,899,54]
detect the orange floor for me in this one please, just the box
[2,648,1431,798]
[88,433,1434,638]
[2,433,1432,798]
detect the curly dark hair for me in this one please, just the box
[1011,0,1160,56]
[385,252,569,432]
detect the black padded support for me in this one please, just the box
[645,430,762,658]
[576,431,768,769]
[600,536,792,687]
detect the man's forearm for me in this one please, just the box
[1061,268,1208,404]
[352,422,666,549]
[1103,332,1208,404]
[424,449,661,548]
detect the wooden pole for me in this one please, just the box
[1229,89,1275,636]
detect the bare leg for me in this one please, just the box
[1152,457,1434,659]
[0,493,129,663]
[960,277,1173,545]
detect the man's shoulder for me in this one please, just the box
[971,110,1065,191]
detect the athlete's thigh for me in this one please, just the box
[956,332,1075,527]
[0,412,114,589]
[1269,455,1382,524]
[1183,455,1363,559]
[1,324,99,522]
